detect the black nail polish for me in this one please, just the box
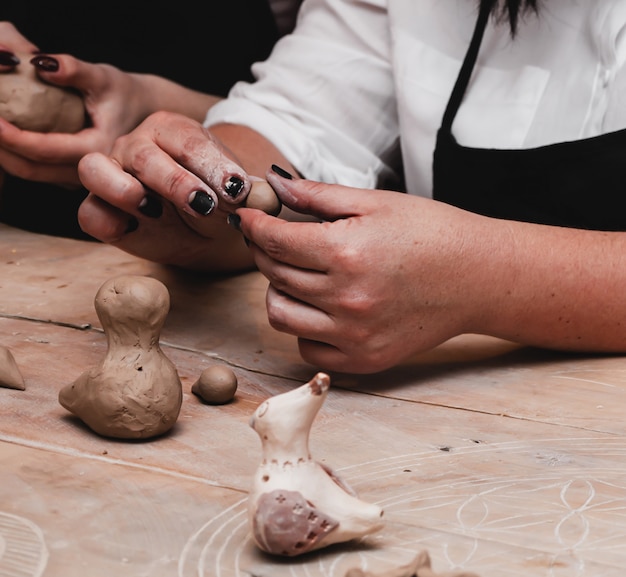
[227,213,242,231]
[138,195,163,218]
[224,176,245,198]
[189,190,215,215]
[0,50,20,66]
[125,217,139,234]
[271,164,293,179]
[30,55,59,72]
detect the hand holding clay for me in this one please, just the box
[0,51,85,133]
[248,372,384,556]
[58,275,182,439]
[0,345,25,390]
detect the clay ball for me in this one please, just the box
[192,364,238,404]
[0,52,85,133]
[245,180,282,216]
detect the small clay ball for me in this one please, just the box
[0,52,85,133]
[192,365,238,405]
[245,180,282,216]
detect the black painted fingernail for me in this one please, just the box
[125,217,139,234]
[30,55,59,72]
[224,176,244,198]
[227,213,242,231]
[0,50,20,66]
[189,190,215,215]
[138,195,163,218]
[271,164,293,179]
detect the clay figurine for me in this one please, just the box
[0,345,26,390]
[58,275,182,439]
[0,51,85,133]
[248,372,384,556]
[191,364,238,404]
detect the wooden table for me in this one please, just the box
[1,223,625,577]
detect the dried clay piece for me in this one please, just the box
[0,345,26,390]
[58,275,182,439]
[245,180,282,216]
[0,51,85,133]
[191,364,238,404]
[344,550,481,577]
[248,372,384,556]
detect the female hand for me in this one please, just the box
[77,112,263,271]
[0,52,159,189]
[237,171,505,374]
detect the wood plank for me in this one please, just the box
[2,223,626,576]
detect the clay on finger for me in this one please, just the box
[0,52,85,133]
[0,345,26,390]
[191,364,238,404]
[58,275,182,439]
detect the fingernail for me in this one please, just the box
[224,176,245,198]
[138,195,163,218]
[271,164,293,179]
[189,190,215,215]
[227,213,242,231]
[0,50,20,66]
[30,55,59,72]
[125,217,139,234]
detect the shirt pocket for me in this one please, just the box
[394,32,550,149]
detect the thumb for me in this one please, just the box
[266,167,375,222]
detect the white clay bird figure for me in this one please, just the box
[248,372,384,556]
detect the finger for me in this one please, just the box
[78,152,150,213]
[296,338,353,373]
[0,48,20,71]
[251,240,331,308]
[0,118,91,164]
[265,284,337,340]
[77,193,133,242]
[266,169,381,220]
[240,208,337,271]
[115,112,251,210]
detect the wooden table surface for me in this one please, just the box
[1,223,626,577]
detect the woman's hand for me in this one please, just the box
[0,39,220,189]
[238,171,626,374]
[237,173,499,373]
[77,112,270,271]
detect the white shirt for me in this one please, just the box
[205,0,626,198]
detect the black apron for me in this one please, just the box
[432,4,626,231]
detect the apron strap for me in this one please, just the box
[440,3,492,132]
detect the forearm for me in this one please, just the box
[469,217,626,352]
[132,73,222,124]
[208,123,296,178]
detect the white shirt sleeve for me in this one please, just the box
[205,0,401,189]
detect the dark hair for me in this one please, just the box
[481,0,539,35]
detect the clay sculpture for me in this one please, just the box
[248,372,384,556]
[246,179,282,216]
[58,275,182,439]
[0,51,85,133]
[0,345,26,390]
[191,364,238,404]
